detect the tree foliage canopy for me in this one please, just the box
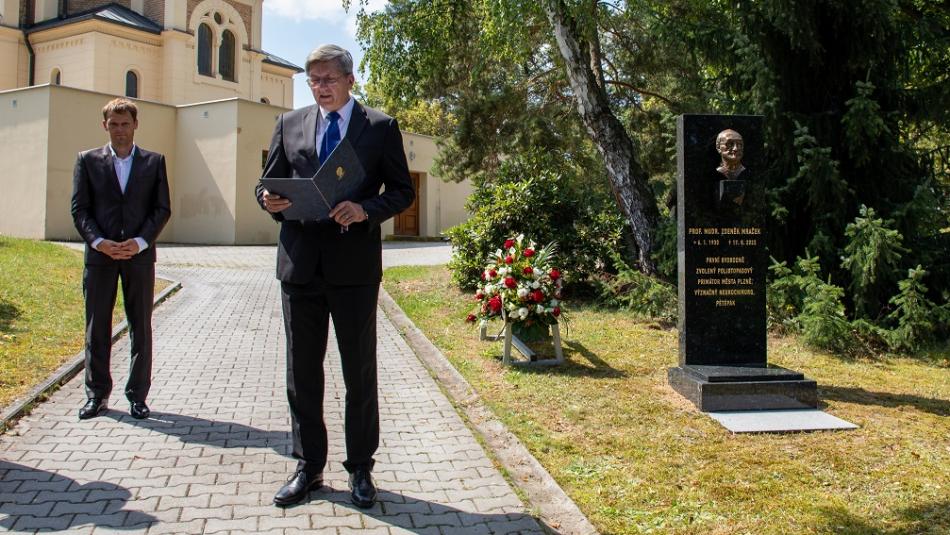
[351,0,949,323]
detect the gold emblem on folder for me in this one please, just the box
[336,166,345,180]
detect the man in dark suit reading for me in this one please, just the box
[71,98,171,421]
[255,44,415,508]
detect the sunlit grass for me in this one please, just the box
[383,264,950,535]
[0,236,169,409]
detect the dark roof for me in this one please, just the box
[261,51,303,73]
[28,3,162,35]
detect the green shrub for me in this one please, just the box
[446,154,625,291]
[767,252,856,352]
[798,275,856,353]
[595,252,676,323]
[840,205,906,318]
[766,253,822,331]
[882,266,948,352]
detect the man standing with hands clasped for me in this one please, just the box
[255,44,414,508]
[71,98,171,421]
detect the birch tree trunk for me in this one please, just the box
[541,0,659,274]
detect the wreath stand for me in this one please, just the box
[480,322,564,367]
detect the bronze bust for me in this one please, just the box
[716,129,746,180]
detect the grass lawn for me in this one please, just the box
[383,264,950,535]
[0,236,170,409]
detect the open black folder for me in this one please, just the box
[261,138,366,221]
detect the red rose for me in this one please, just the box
[549,269,561,280]
[505,255,513,265]
[489,296,502,313]
[531,289,544,302]
[524,248,535,257]
[475,290,484,300]
[504,277,517,289]
[480,272,486,281]
[552,306,561,317]
[504,239,515,249]
[488,269,497,278]
[466,314,477,322]
[523,266,534,275]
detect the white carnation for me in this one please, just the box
[530,281,540,289]
[517,307,529,319]
[517,288,529,298]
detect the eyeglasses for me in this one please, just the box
[307,76,343,87]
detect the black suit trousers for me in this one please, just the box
[281,274,380,475]
[83,261,155,402]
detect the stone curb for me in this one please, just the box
[0,277,182,432]
[378,288,600,535]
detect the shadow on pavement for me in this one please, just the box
[106,411,291,455]
[0,460,157,532]
[289,484,560,534]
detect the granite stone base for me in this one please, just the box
[668,364,818,412]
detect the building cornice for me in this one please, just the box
[28,19,162,46]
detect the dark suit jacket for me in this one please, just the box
[256,102,415,286]
[71,145,172,266]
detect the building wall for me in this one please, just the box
[0,85,50,239]
[41,85,178,240]
[234,99,281,244]
[186,0,251,52]
[1,0,20,27]
[68,0,132,17]
[12,6,297,107]
[32,33,95,88]
[101,34,163,101]
[258,68,289,106]
[0,85,464,245]
[173,99,238,244]
[388,133,471,239]
[0,27,26,90]
[142,0,165,27]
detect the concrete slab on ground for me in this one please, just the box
[708,409,859,433]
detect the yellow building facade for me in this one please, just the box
[0,0,471,243]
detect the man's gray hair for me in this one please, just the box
[305,44,354,74]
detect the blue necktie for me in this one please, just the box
[320,111,341,164]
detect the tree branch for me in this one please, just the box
[603,79,677,107]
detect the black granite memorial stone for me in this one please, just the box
[668,114,817,411]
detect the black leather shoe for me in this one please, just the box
[348,468,377,509]
[273,471,323,506]
[129,401,150,420]
[78,398,107,420]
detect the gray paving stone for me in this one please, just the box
[0,245,544,534]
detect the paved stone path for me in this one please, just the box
[0,243,548,534]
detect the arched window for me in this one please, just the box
[197,23,213,76]
[51,68,61,85]
[125,71,138,98]
[219,29,235,82]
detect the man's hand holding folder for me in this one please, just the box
[260,138,367,223]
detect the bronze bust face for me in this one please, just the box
[716,129,745,179]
